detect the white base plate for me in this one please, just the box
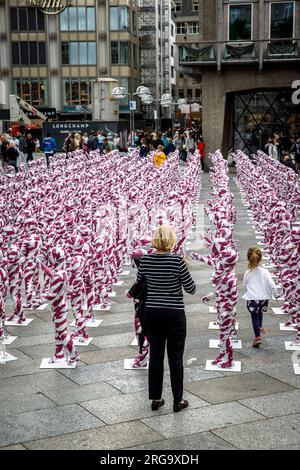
[3,335,18,345]
[40,358,76,369]
[114,281,124,286]
[0,352,18,364]
[70,319,103,328]
[209,307,217,314]
[124,359,149,370]
[209,322,239,330]
[120,271,130,276]
[262,264,274,269]
[257,242,266,246]
[280,323,297,331]
[272,308,286,315]
[124,261,131,266]
[285,342,300,351]
[108,292,116,298]
[84,305,111,311]
[72,337,94,347]
[209,339,242,349]
[37,303,49,310]
[255,231,262,235]
[274,297,284,301]
[205,360,241,372]
[293,364,300,375]
[131,337,138,346]
[5,318,33,327]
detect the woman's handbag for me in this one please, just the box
[128,277,148,333]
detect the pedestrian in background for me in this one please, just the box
[42,132,56,167]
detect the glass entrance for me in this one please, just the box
[233,89,300,154]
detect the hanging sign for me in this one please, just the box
[26,1,72,15]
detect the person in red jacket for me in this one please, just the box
[197,138,205,171]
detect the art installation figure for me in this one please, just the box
[40,247,79,364]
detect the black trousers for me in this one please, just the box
[145,307,186,404]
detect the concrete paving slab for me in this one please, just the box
[0,444,27,450]
[0,392,55,417]
[60,360,132,385]
[43,382,122,406]
[212,416,300,450]
[81,387,209,425]
[141,402,264,439]
[0,370,78,398]
[238,389,300,418]
[79,346,136,365]
[93,332,135,349]
[0,404,104,447]
[24,421,164,450]
[127,431,237,450]
[185,372,293,404]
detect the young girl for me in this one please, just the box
[242,247,280,348]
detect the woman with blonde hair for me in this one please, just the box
[242,247,280,347]
[136,225,196,412]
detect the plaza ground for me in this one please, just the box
[0,172,299,451]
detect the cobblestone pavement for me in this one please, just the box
[0,172,299,451]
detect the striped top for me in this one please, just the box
[137,253,196,310]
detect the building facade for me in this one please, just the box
[173,0,202,105]
[0,0,140,119]
[179,0,300,158]
[139,0,176,120]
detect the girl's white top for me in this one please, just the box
[242,266,278,301]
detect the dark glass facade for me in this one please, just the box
[233,89,300,154]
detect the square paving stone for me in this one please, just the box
[0,444,27,450]
[127,431,237,450]
[239,390,300,418]
[0,392,55,416]
[184,372,293,404]
[24,421,164,450]
[141,402,264,439]
[0,370,78,397]
[43,381,122,405]
[212,416,300,450]
[60,360,132,385]
[81,387,209,424]
[93,332,135,349]
[79,346,136,365]
[0,362,41,380]
[9,333,54,348]
[0,404,104,447]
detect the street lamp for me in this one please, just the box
[112,86,153,147]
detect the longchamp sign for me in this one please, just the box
[26,1,72,15]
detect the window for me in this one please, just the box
[187,89,193,99]
[192,1,199,12]
[11,42,46,66]
[110,6,130,31]
[187,22,200,34]
[13,79,48,106]
[229,4,252,41]
[111,41,130,65]
[10,7,45,31]
[179,89,184,98]
[176,23,186,35]
[270,2,294,39]
[61,42,96,65]
[60,7,95,31]
[63,79,92,109]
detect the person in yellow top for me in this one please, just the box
[153,145,167,168]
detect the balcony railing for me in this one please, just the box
[178,38,300,71]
